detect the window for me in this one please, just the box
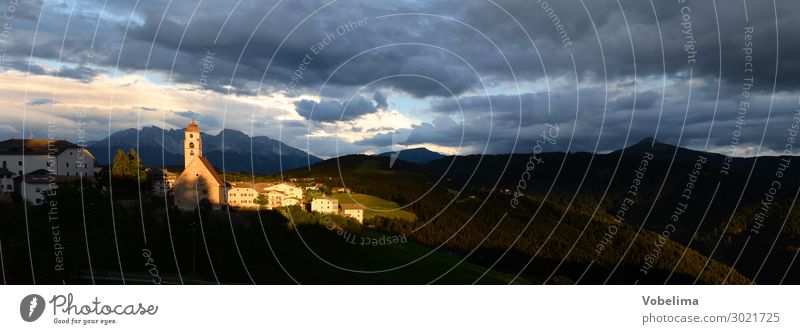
[190,134,194,138]
[66,163,69,167]
[35,188,41,193]
[35,198,42,204]
[6,185,10,190]
[190,151,194,156]
[18,161,22,166]
[189,142,195,149]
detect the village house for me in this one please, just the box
[13,169,90,205]
[266,190,302,208]
[0,138,96,195]
[150,168,178,197]
[267,191,285,208]
[311,197,338,214]
[284,196,301,207]
[339,203,364,223]
[260,182,303,209]
[263,183,303,200]
[304,183,322,191]
[330,187,351,194]
[227,186,260,209]
[172,119,227,210]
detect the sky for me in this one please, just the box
[0,0,799,159]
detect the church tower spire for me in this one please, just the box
[184,118,202,168]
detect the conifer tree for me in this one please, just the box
[128,148,147,184]
[111,148,131,179]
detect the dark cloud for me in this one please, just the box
[27,98,57,106]
[57,64,101,83]
[4,0,800,156]
[295,95,379,122]
[7,0,799,95]
[373,90,388,110]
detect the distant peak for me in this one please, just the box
[637,137,663,146]
[404,147,434,153]
[219,129,247,137]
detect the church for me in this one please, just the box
[173,119,226,210]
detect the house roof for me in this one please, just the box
[229,185,257,191]
[339,203,364,210]
[0,139,81,155]
[14,169,96,184]
[313,197,338,204]
[0,167,12,175]
[15,169,49,183]
[265,183,300,190]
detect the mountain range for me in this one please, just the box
[88,127,455,174]
[88,126,322,175]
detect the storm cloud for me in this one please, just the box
[1,0,799,157]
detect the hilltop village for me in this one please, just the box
[0,119,364,223]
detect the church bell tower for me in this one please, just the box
[184,118,202,168]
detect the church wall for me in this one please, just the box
[174,159,224,210]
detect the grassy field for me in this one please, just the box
[346,228,527,284]
[329,193,417,221]
[269,226,528,284]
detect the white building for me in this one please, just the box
[339,203,364,223]
[265,190,302,208]
[259,183,304,209]
[263,183,303,201]
[13,169,88,205]
[283,196,301,207]
[0,139,96,194]
[228,187,260,208]
[267,191,285,208]
[311,197,339,214]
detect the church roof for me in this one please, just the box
[179,156,225,187]
[198,156,224,186]
[185,119,201,132]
